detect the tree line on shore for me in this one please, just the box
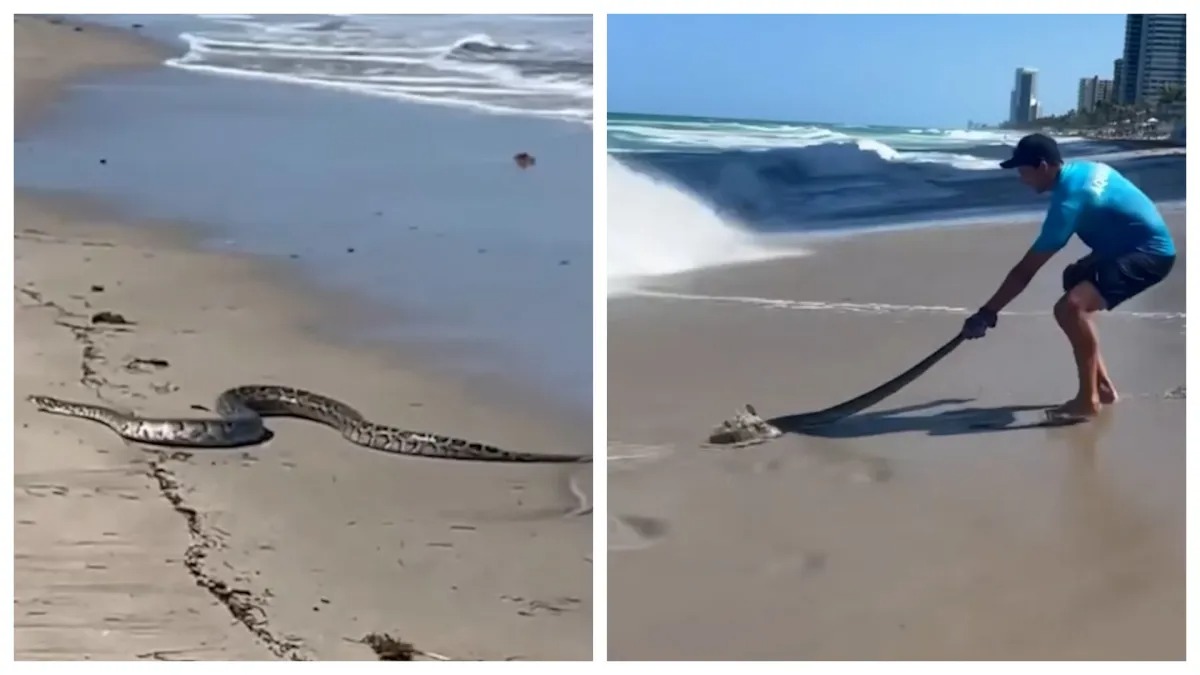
[1004,84,1185,132]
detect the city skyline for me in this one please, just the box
[1011,13,1186,125]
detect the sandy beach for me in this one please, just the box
[14,15,591,662]
[608,211,1186,660]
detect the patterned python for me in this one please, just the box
[27,385,590,463]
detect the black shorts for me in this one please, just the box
[1061,251,1175,310]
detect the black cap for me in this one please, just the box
[999,133,1063,169]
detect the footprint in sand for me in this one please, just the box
[608,442,677,552]
[609,514,670,552]
[762,550,829,578]
[847,457,894,484]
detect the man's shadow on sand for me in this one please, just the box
[768,398,1081,439]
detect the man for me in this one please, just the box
[961,133,1176,419]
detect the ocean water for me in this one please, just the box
[608,112,1186,293]
[16,14,593,417]
[171,13,592,123]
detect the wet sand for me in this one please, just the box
[14,15,591,661]
[608,210,1186,660]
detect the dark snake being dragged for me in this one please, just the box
[28,385,590,463]
[707,335,966,446]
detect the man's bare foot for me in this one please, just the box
[1049,397,1102,419]
[1099,381,1119,404]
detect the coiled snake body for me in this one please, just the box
[28,385,590,463]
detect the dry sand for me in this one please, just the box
[14,15,591,661]
[608,211,1186,660]
[14,15,169,131]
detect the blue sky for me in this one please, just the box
[608,14,1127,128]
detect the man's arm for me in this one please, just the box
[981,247,1056,313]
[981,194,1084,314]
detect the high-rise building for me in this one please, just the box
[1009,67,1039,125]
[1078,78,1094,112]
[1120,17,1141,103]
[1078,76,1115,113]
[1112,58,1124,103]
[1119,14,1186,105]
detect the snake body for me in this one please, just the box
[28,385,590,463]
[708,334,966,446]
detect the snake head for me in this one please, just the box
[27,395,60,411]
[707,403,782,445]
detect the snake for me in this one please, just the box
[707,334,966,446]
[27,385,590,463]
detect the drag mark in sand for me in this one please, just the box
[16,282,313,660]
[147,457,308,660]
[626,288,1185,322]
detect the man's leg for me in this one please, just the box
[1055,250,1173,413]
[1052,281,1109,416]
[1091,251,1176,404]
[1096,352,1118,404]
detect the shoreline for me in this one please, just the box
[14,15,592,661]
[1080,135,1184,148]
[14,15,177,134]
[17,182,594,430]
[17,13,593,420]
[607,201,1188,300]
